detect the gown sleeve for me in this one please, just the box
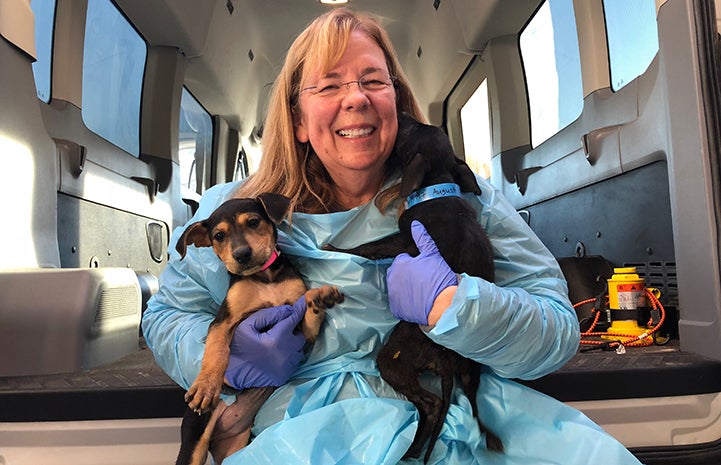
[427,178,580,380]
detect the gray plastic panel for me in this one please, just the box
[0,268,141,376]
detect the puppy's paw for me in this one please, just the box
[301,286,344,342]
[185,376,221,413]
[306,285,345,313]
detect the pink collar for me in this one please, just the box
[259,249,281,271]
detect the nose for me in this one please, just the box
[342,82,369,109]
[232,246,252,263]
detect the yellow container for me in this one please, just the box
[607,267,645,311]
[604,267,649,339]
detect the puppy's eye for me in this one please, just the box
[247,218,261,228]
[213,231,225,242]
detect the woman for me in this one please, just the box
[143,8,642,465]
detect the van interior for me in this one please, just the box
[1,0,721,464]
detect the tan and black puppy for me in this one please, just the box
[174,193,344,465]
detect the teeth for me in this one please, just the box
[337,127,373,138]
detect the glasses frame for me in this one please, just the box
[300,75,396,98]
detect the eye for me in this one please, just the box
[361,79,387,90]
[213,231,225,242]
[316,83,341,95]
[247,217,261,228]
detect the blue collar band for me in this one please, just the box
[405,183,462,209]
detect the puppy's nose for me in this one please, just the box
[232,246,252,264]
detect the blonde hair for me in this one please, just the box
[235,8,425,213]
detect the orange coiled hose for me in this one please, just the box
[575,288,666,349]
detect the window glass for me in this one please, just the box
[460,79,492,179]
[81,0,146,156]
[235,149,250,181]
[179,88,213,195]
[520,0,583,147]
[603,0,659,91]
[30,0,56,103]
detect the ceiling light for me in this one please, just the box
[319,0,349,4]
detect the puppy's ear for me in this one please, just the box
[452,158,482,195]
[397,112,418,138]
[256,193,291,225]
[175,221,211,259]
[399,152,430,197]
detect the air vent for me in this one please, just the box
[624,261,678,307]
[94,285,142,323]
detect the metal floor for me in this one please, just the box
[3,337,721,422]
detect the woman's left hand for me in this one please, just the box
[386,220,458,326]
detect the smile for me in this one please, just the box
[336,127,375,138]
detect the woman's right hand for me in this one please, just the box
[224,295,308,390]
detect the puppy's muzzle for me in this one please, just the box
[232,246,252,264]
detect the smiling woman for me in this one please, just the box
[292,31,399,210]
[237,9,424,213]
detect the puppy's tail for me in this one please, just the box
[176,406,221,465]
[422,374,454,464]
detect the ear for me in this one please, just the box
[294,117,309,143]
[175,221,211,258]
[399,152,431,197]
[256,193,291,224]
[452,158,482,195]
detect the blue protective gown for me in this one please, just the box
[142,177,642,465]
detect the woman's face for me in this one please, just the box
[295,31,398,184]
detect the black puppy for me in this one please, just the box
[328,113,502,462]
[174,193,344,465]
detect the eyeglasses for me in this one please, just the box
[300,76,395,98]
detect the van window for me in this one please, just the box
[30,0,56,103]
[520,0,583,147]
[81,0,146,156]
[235,149,250,181]
[603,0,659,91]
[179,88,213,195]
[460,79,492,179]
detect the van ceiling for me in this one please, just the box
[116,0,541,137]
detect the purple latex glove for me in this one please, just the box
[386,220,458,325]
[224,295,307,390]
